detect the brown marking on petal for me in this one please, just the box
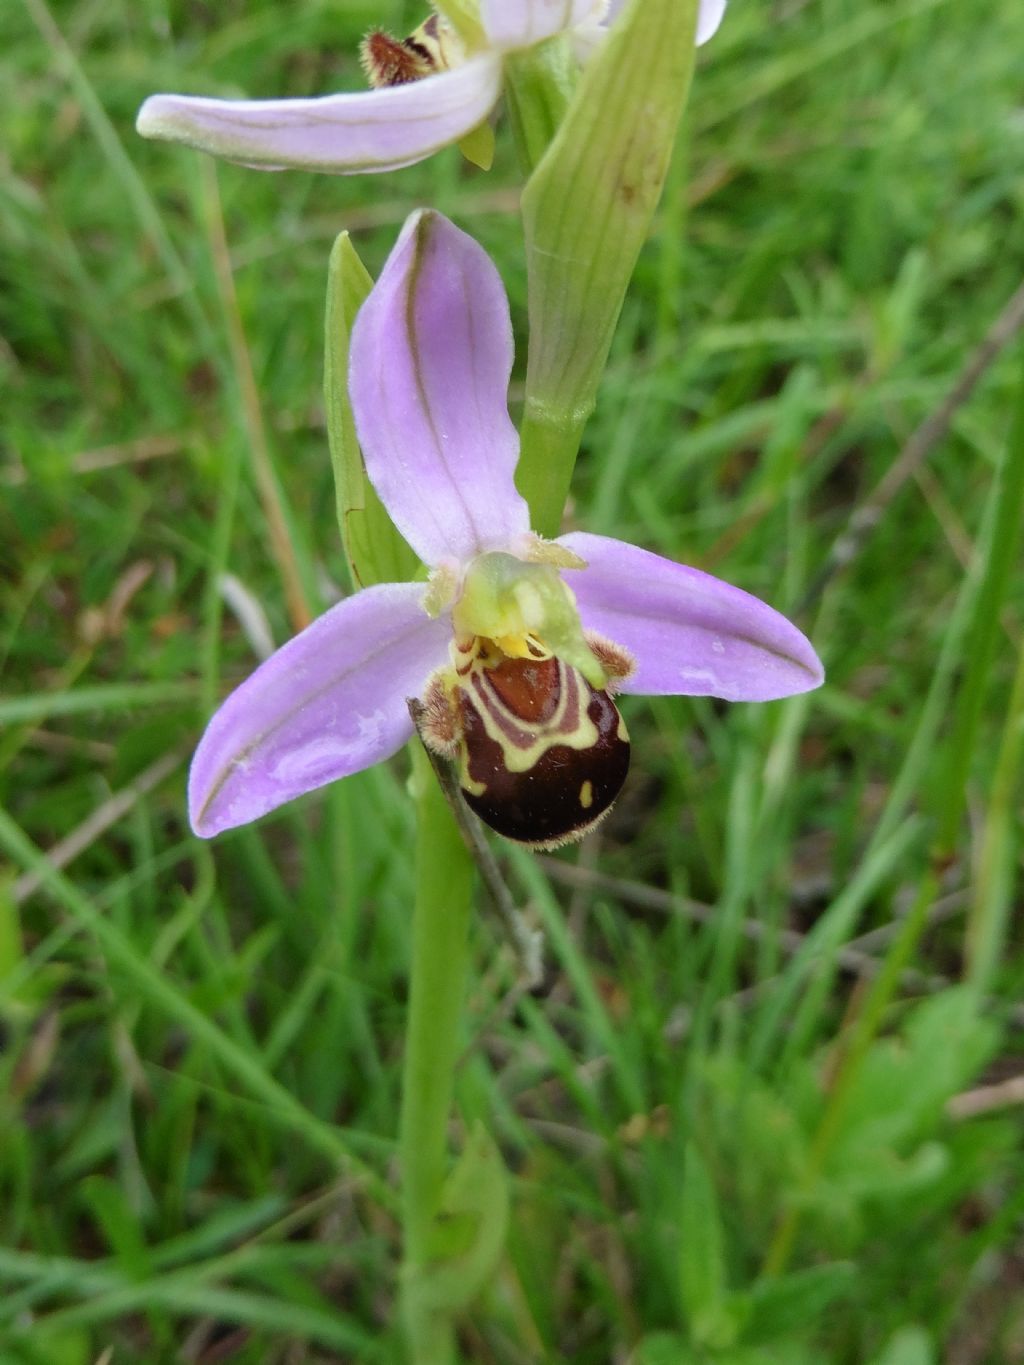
[466,672,536,750]
[486,655,561,724]
[456,656,630,847]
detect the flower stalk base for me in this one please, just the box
[399,746,475,1363]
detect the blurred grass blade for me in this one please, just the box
[0,1243,383,1357]
[679,1141,729,1347]
[935,348,1024,855]
[19,0,216,350]
[0,808,392,1206]
[745,1262,857,1342]
[79,1175,154,1277]
[696,0,954,135]
[965,633,1024,993]
[869,1326,935,1365]
[0,682,198,725]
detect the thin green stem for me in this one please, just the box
[502,39,575,177]
[399,747,475,1364]
[515,405,590,538]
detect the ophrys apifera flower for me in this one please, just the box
[189,210,820,847]
[136,1,728,176]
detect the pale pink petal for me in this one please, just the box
[560,533,824,701]
[481,0,599,50]
[189,584,449,836]
[604,0,727,45]
[350,210,530,567]
[136,55,502,173]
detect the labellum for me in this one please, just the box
[424,637,630,849]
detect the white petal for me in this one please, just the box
[481,0,600,52]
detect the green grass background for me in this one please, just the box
[2,0,1024,1360]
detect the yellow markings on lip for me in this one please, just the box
[440,635,632,849]
[493,630,550,661]
[464,652,601,775]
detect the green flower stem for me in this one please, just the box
[324,209,478,1363]
[399,745,476,1363]
[503,39,575,176]
[515,404,589,538]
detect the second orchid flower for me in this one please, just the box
[137,0,728,175]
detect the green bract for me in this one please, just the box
[517,0,702,534]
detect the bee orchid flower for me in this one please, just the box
[190,210,820,847]
[136,0,727,176]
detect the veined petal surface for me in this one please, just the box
[136,56,502,173]
[604,0,727,45]
[350,211,530,567]
[560,533,824,701]
[481,0,600,50]
[189,583,449,836]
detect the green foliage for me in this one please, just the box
[678,1141,733,1347]
[869,1326,935,1365]
[416,1124,510,1313]
[2,0,1023,1359]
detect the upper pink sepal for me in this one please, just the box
[349,210,530,568]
